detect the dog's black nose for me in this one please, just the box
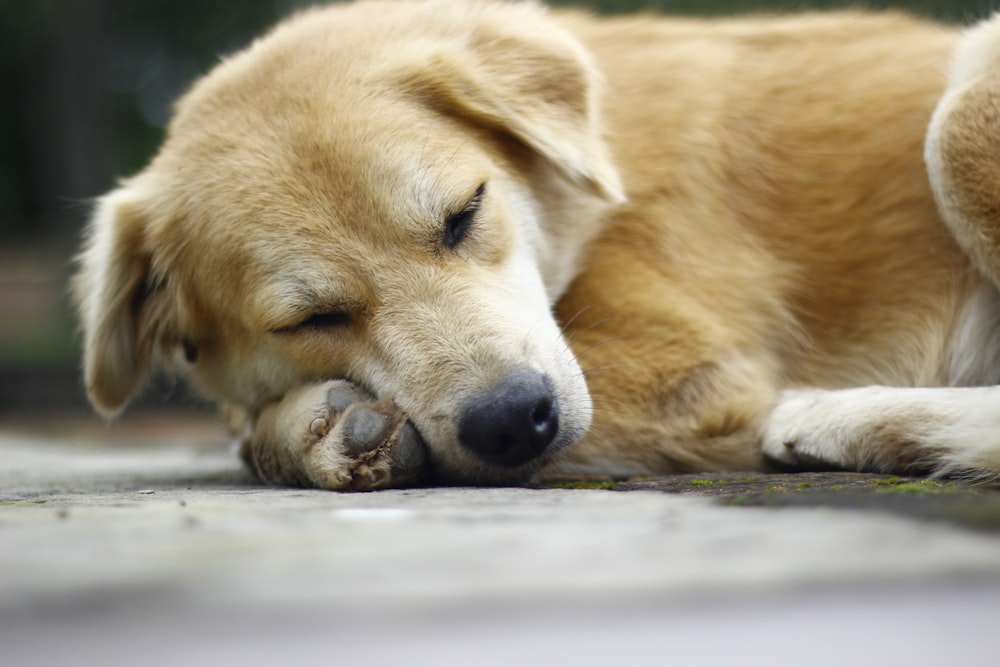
[458,370,560,468]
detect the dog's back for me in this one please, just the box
[563,12,972,388]
[549,11,1000,478]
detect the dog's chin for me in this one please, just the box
[425,461,540,487]
[423,430,581,487]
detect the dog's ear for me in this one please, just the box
[73,187,174,416]
[402,8,625,203]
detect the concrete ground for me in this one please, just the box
[3,414,1000,666]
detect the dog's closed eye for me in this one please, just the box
[271,310,351,334]
[443,183,485,250]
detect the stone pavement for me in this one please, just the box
[2,416,1000,666]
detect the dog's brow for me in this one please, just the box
[257,277,357,329]
[404,146,488,216]
[264,278,318,310]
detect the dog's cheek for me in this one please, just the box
[173,335,293,408]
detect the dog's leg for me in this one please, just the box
[926,13,1000,288]
[242,381,428,491]
[762,386,1000,478]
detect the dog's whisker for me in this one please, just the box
[562,313,620,347]
[434,136,473,185]
[558,303,598,334]
[581,363,618,377]
[572,336,625,361]
[581,399,621,415]
[586,395,628,413]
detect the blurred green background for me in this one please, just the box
[0,0,996,414]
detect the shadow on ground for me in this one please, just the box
[545,473,1000,534]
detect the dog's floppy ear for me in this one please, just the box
[73,187,174,416]
[403,7,625,203]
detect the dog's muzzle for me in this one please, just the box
[457,370,560,468]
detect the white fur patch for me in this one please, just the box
[948,282,1000,387]
[947,12,1000,94]
[764,386,1000,477]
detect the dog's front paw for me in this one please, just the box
[761,390,850,472]
[246,380,427,490]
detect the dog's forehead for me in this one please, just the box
[161,78,482,252]
[154,0,510,236]
[144,3,505,309]
[170,44,490,214]
[158,97,491,315]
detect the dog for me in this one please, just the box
[74,0,1000,490]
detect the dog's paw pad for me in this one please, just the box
[311,398,428,491]
[341,406,391,456]
[391,423,426,473]
[326,382,372,412]
[251,380,428,491]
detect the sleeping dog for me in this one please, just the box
[75,0,1000,489]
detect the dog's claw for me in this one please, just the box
[249,380,428,491]
[309,416,330,438]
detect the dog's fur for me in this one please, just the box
[74,0,1000,489]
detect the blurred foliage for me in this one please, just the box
[0,0,309,248]
[1,0,997,247]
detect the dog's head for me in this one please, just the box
[73,0,624,483]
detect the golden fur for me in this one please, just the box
[74,1,1000,489]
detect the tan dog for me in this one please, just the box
[75,0,1000,490]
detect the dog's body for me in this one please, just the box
[75,1,1000,489]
